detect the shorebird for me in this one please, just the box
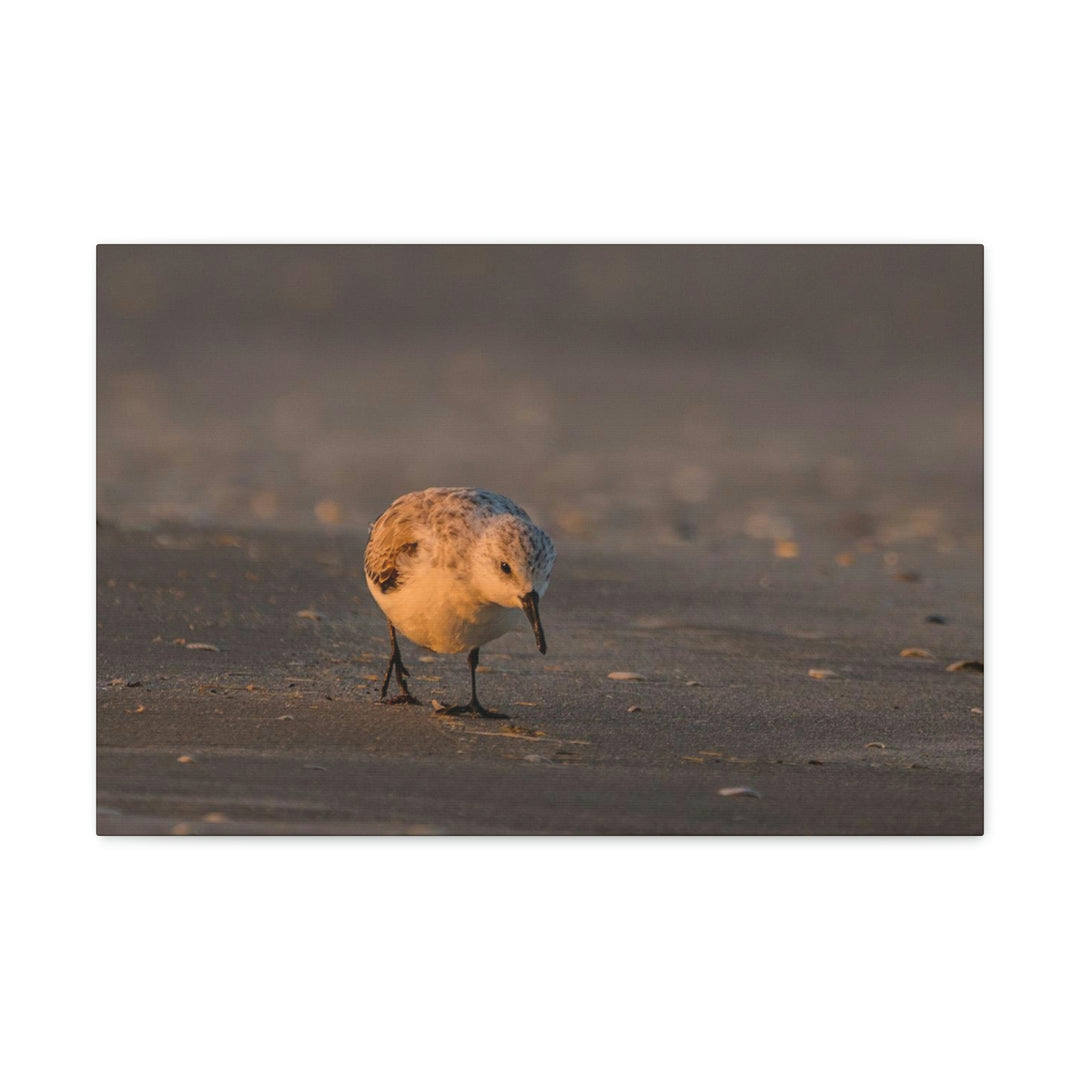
[364,487,556,717]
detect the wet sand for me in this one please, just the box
[97,521,983,835]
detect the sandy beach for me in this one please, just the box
[97,245,982,835]
[97,516,982,834]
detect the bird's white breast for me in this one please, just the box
[367,562,522,654]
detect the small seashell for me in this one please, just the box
[202,812,228,823]
[808,668,839,679]
[865,741,886,749]
[686,680,703,686]
[946,660,983,673]
[971,707,983,715]
[176,755,194,764]
[717,786,761,798]
[296,609,321,620]
[185,642,220,651]
[607,671,646,681]
[899,647,933,658]
[627,705,642,713]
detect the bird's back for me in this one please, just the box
[366,489,531,578]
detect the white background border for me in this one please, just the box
[6,2,1074,1077]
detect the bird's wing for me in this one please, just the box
[365,505,421,593]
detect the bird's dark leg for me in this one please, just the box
[377,621,421,705]
[435,647,508,719]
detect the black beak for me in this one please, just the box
[520,590,547,654]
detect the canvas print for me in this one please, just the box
[97,244,983,835]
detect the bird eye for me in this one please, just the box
[500,562,512,575]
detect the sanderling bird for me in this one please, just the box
[364,487,556,718]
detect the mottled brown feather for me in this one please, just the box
[364,509,420,593]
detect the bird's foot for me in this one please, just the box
[378,692,423,706]
[434,702,509,720]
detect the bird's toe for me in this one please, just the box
[434,702,509,719]
[378,693,423,706]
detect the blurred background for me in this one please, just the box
[97,245,982,553]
